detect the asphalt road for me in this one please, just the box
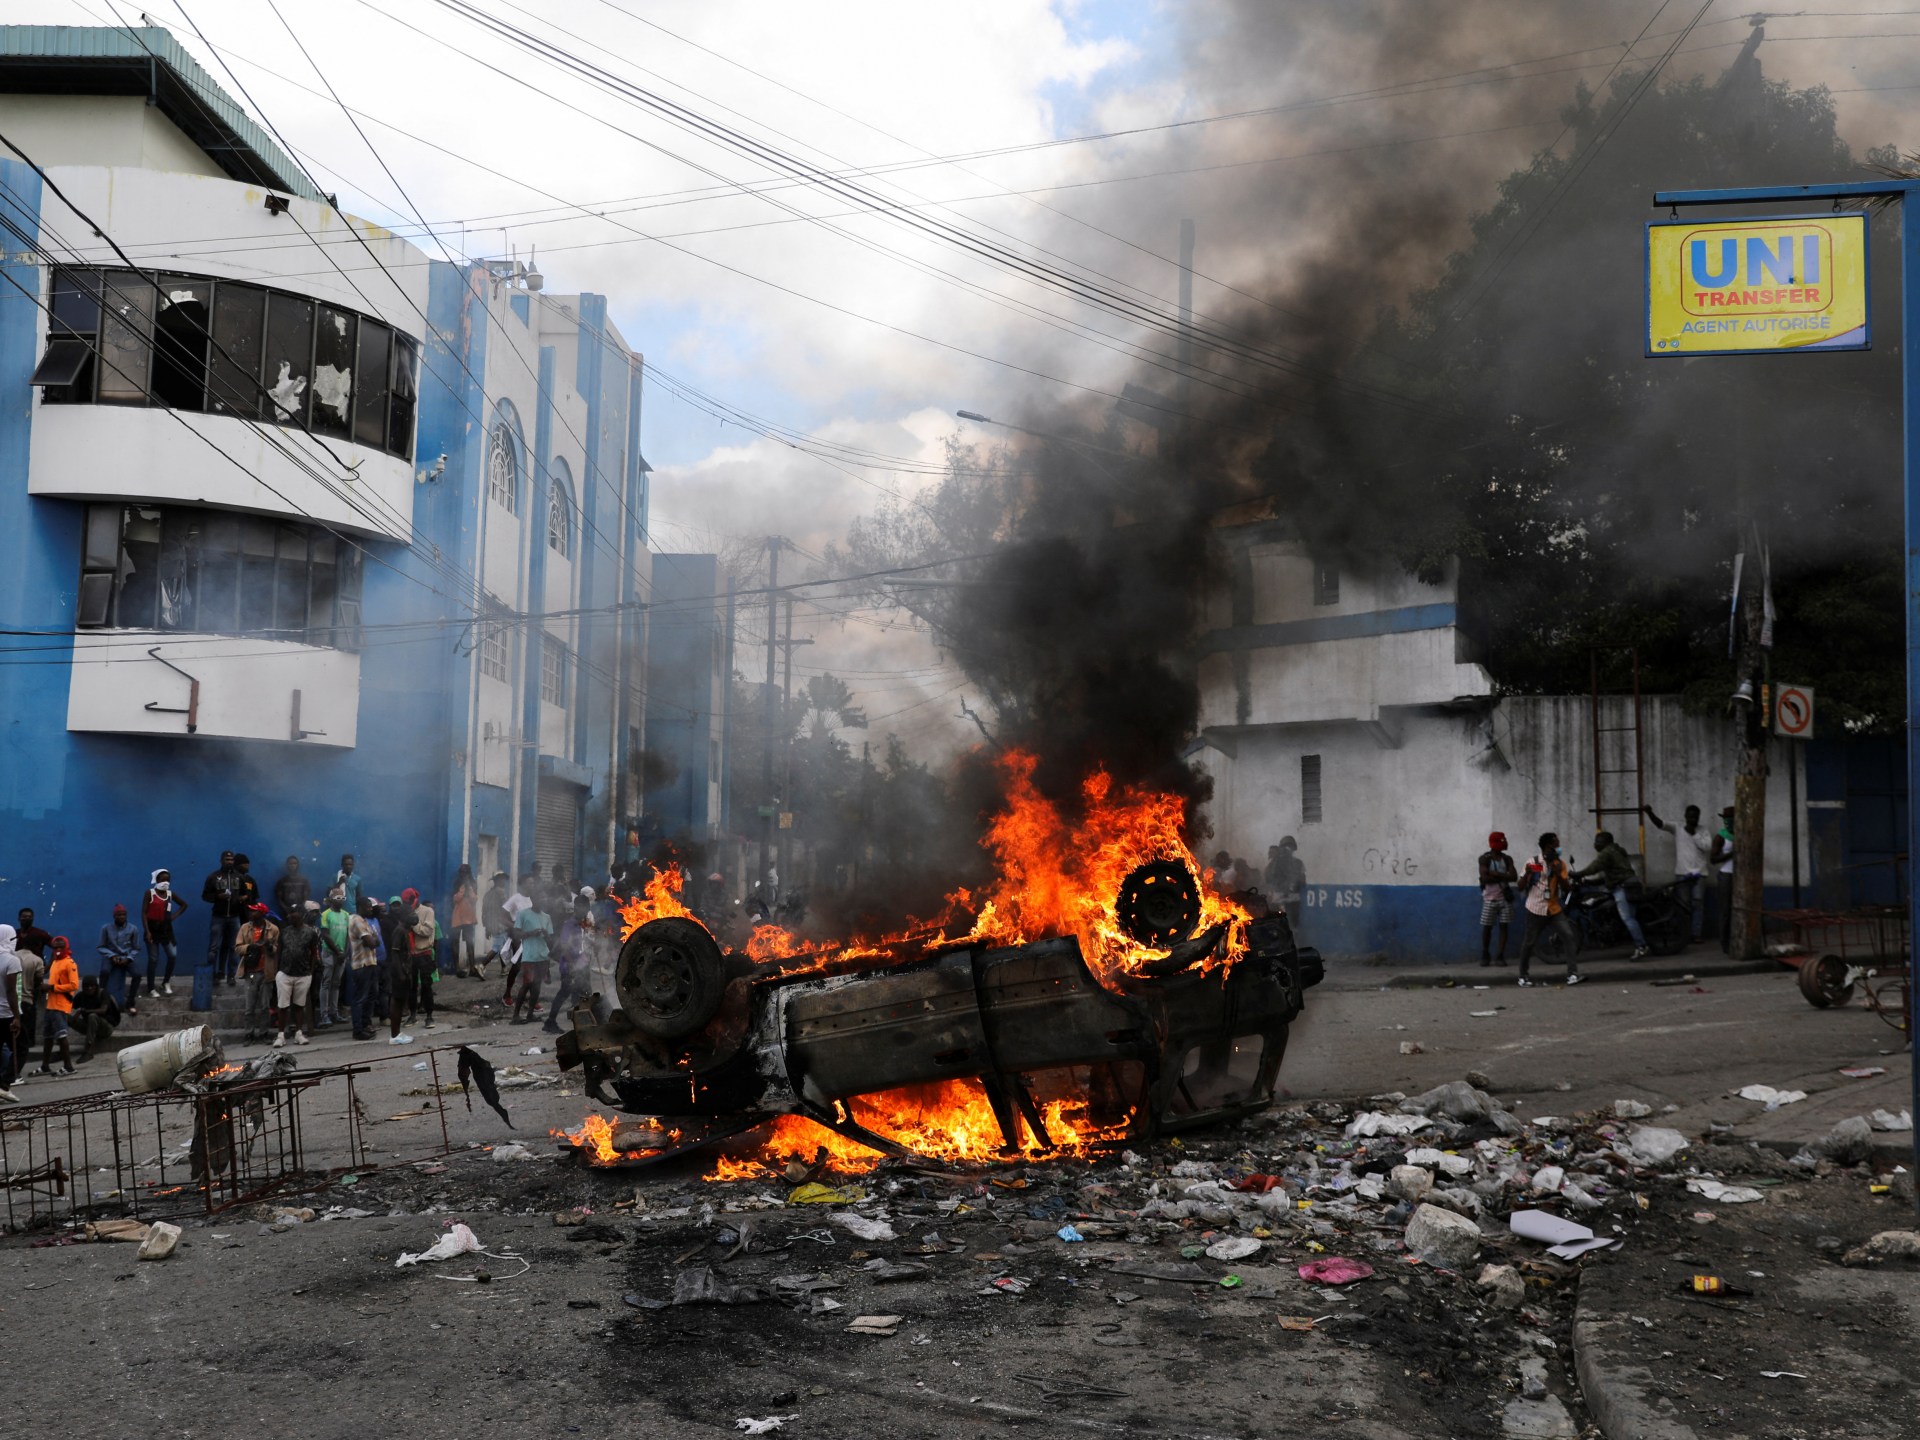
[0,961,1909,1440]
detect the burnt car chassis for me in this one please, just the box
[556,865,1323,1167]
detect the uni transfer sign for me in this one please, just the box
[1646,214,1869,356]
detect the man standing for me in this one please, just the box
[35,936,78,1075]
[1645,803,1713,944]
[449,865,479,978]
[1478,831,1519,967]
[15,909,50,960]
[1574,831,1649,959]
[97,904,142,1015]
[403,888,438,1030]
[0,925,22,1089]
[347,899,382,1040]
[201,851,245,986]
[510,896,553,1024]
[140,870,187,1000]
[334,854,362,916]
[273,905,319,1048]
[1266,837,1306,915]
[317,892,351,1029]
[1516,832,1582,988]
[542,904,592,1034]
[1712,806,1737,953]
[479,870,511,981]
[234,903,280,1044]
[273,856,311,920]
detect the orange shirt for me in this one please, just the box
[45,955,79,1013]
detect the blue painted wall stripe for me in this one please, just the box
[1199,602,1457,654]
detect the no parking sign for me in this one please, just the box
[1774,684,1814,739]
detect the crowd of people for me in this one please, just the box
[0,852,624,1086]
[1475,802,1737,985]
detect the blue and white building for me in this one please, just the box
[0,26,659,955]
[1193,502,1854,962]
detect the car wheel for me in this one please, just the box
[1797,953,1855,1009]
[617,916,726,1040]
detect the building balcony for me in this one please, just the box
[66,630,359,746]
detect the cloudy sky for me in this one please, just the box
[20,0,1919,754]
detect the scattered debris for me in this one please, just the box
[829,1212,896,1242]
[735,1418,799,1435]
[1404,1203,1482,1268]
[846,1314,902,1336]
[1476,1263,1525,1310]
[136,1221,181,1261]
[1509,1209,1619,1260]
[788,1183,866,1205]
[674,1267,769,1305]
[1840,1066,1887,1079]
[1735,1085,1807,1109]
[1870,1109,1913,1132]
[1612,1099,1653,1119]
[396,1223,483,1268]
[1816,1116,1875,1164]
[1685,1178,1765,1204]
[1842,1231,1920,1266]
[489,1142,538,1162]
[1205,1236,1262,1261]
[1298,1257,1374,1285]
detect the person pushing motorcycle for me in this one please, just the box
[1574,831,1650,960]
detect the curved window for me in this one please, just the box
[488,407,522,513]
[77,502,365,651]
[37,266,418,461]
[547,461,574,558]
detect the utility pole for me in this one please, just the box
[758,536,780,900]
[719,573,736,840]
[777,595,812,892]
[1730,524,1769,960]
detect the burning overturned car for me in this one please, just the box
[556,755,1323,1169]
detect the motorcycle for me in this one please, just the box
[1535,876,1692,960]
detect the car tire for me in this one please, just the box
[1797,952,1855,1009]
[617,916,726,1040]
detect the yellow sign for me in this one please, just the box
[1647,214,1868,355]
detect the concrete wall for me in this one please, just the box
[1200,694,1813,963]
[0,95,224,178]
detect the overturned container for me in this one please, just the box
[117,1025,222,1095]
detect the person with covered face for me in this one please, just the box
[1575,830,1649,959]
[201,850,246,986]
[1477,832,1519,967]
[34,936,79,1074]
[1516,832,1581,988]
[139,869,188,1001]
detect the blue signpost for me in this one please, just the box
[1653,180,1920,1206]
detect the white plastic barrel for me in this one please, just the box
[116,1025,220,1095]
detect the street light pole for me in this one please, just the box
[1654,179,1920,1211]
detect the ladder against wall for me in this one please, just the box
[1590,647,1646,870]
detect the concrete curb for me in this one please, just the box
[1324,958,1778,991]
[1570,1291,1699,1440]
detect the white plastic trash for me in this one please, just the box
[117,1026,220,1095]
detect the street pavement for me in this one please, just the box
[0,962,1913,1438]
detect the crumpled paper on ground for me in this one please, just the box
[1686,1177,1765,1204]
[396,1222,483,1267]
[1735,1084,1808,1109]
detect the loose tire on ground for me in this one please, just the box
[1797,952,1855,1009]
[617,916,726,1040]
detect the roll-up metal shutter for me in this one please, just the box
[535,778,581,877]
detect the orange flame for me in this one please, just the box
[553,1113,681,1165]
[616,865,698,937]
[953,750,1251,983]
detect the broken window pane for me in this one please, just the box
[264,291,314,428]
[151,275,212,411]
[388,332,418,459]
[209,281,266,419]
[95,271,153,405]
[311,304,356,439]
[353,319,391,449]
[118,507,164,630]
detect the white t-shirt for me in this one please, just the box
[0,950,20,1019]
[1673,824,1714,878]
